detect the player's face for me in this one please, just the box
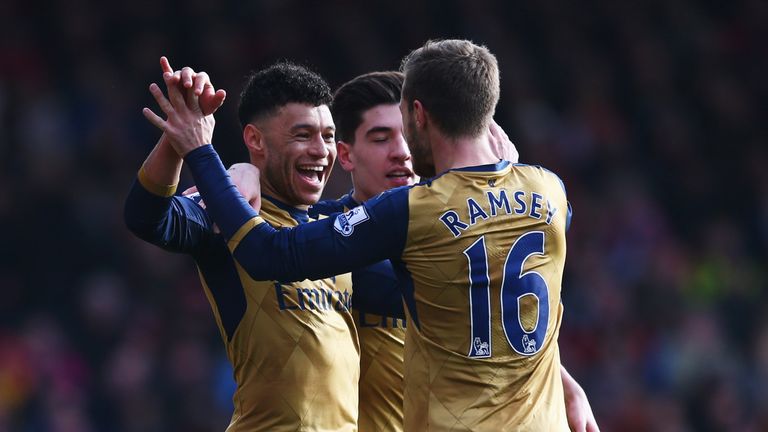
[260,103,336,206]
[400,98,436,178]
[343,104,415,201]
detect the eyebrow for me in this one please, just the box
[290,123,335,132]
[365,126,393,136]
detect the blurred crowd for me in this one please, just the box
[1,0,766,430]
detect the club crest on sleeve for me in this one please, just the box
[334,206,369,236]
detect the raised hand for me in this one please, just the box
[160,56,226,115]
[143,70,215,157]
[489,119,519,163]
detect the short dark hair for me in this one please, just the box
[400,39,499,138]
[237,62,333,128]
[331,71,404,144]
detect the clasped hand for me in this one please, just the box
[142,56,225,157]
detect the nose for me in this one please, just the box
[307,134,331,159]
[389,133,411,162]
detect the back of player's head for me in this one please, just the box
[237,62,333,127]
[400,39,499,138]
[331,71,404,144]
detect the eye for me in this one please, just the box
[323,133,335,143]
[295,133,311,141]
[371,134,389,143]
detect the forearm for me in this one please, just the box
[184,145,256,240]
[125,140,213,253]
[561,366,581,398]
[140,133,183,195]
[184,145,407,282]
[181,145,318,281]
[352,261,406,319]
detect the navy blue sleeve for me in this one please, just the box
[311,198,404,318]
[184,145,410,282]
[124,178,214,254]
[351,260,405,319]
[308,198,346,219]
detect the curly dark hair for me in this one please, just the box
[237,62,332,127]
[331,71,404,144]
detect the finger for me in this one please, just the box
[568,421,585,432]
[185,86,200,113]
[200,88,226,115]
[142,107,167,131]
[149,83,174,115]
[182,186,198,196]
[249,198,261,212]
[164,72,187,110]
[194,72,210,96]
[181,67,195,89]
[210,89,227,112]
[160,56,173,74]
[162,69,180,88]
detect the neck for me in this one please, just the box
[431,130,499,174]
[350,184,367,204]
[259,178,309,211]
[249,155,309,211]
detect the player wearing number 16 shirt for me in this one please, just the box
[180,40,572,431]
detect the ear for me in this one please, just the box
[243,124,265,159]
[336,140,355,172]
[413,99,427,129]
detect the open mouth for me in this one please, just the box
[297,164,327,184]
[386,168,414,181]
[385,168,415,187]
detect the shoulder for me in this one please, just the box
[364,184,414,210]
[510,163,568,196]
[309,197,347,218]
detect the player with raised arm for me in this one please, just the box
[126,60,365,431]
[229,68,596,432]
[148,40,594,430]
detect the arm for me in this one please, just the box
[143,73,409,282]
[182,162,262,212]
[124,134,215,253]
[310,200,406,318]
[561,366,599,432]
[125,57,226,252]
[141,55,226,188]
[351,260,406,319]
[185,145,409,282]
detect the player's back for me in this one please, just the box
[399,161,570,431]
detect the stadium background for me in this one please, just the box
[1,0,766,430]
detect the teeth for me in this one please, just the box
[298,165,325,172]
